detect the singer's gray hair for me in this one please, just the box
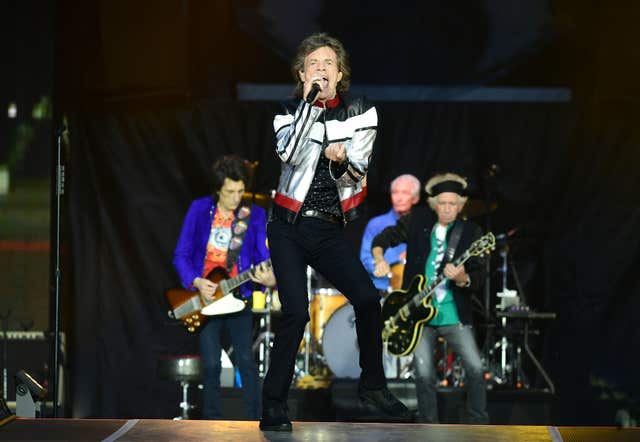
[292,33,351,99]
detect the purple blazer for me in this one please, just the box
[173,196,269,298]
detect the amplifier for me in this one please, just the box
[0,331,65,404]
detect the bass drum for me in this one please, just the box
[322,303,414,379]
[322,303,360,378]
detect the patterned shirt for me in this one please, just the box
[300,154,343,218]
[203,210,238,279]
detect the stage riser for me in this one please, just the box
[176,382,551,424]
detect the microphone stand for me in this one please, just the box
[482,167,496,325]
[0,310,10,402]
[480,165,498,382]
[51,123,66,417]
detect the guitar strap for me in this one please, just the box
[443,220,464,266]
[225,205,252,273]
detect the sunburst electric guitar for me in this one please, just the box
[381,233,495,356]
[166,259,271,333]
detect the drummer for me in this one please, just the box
[359,174,421,293]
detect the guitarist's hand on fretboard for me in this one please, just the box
[193,277,218,302]
[443,263,470,287]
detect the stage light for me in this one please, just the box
[0,165,8,196]
[7,102,17,119]
[15,370,47,418]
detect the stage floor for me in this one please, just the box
[1,419,639,442]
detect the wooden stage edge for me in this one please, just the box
[1,419,639,442]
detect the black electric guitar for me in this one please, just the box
[166,259,272,333]
[381,233,495,356]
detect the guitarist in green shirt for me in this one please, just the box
[371,172,489,424]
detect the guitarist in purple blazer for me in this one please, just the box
[173,155,275,420]
[372,172,489,424]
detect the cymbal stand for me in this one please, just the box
[301,266,314,376]
[480,165,497,381]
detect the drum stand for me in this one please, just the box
[294,267,332,380]
[252,288,274,378]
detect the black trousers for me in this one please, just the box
[262,216,386,406]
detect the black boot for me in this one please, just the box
[358,384,412,420]
[259,402,292,432]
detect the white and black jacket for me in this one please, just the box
[272,94,377,224]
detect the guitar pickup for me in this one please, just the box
[383,318,398,337]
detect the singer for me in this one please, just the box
[259,33,410,431]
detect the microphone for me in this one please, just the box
[55,122,68,138]
[495,228,518,241]
[305,83,321,104]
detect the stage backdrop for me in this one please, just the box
[67,98,639,423]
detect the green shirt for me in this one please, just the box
[425,223,459,326]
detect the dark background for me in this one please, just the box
[2,0,638,424]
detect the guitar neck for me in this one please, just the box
[221,259,271,293]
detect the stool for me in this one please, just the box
[157,355,202,419]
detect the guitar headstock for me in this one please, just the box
[468,232,496,257]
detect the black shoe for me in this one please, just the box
[358,385,412,419]
[259,403,292,432]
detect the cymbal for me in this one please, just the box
[461,199,497,218]
[243,191,273,207]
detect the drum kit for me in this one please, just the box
[246,190,465,385]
